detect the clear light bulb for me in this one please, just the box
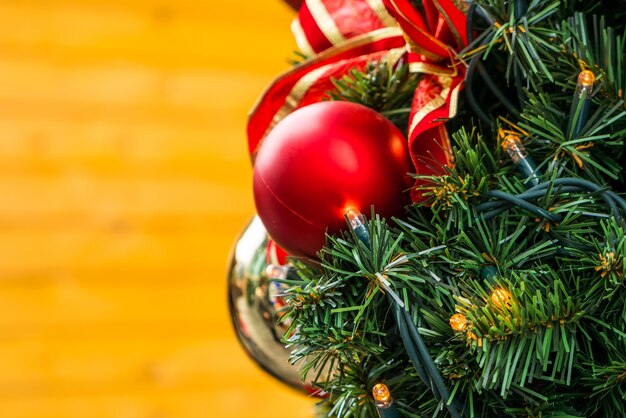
[501,134,540,187]
[568,70,595,139]
[345,208,370,247]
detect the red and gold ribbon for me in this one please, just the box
[382,0,468,184]
[292,0,397,55]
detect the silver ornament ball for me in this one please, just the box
[227,216,308,392]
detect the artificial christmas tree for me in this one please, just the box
[228,0,626,416]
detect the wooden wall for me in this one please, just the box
[0,0,314,417]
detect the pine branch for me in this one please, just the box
[466,0,562,86]
[518,91,625,183]
[326,60,419,132]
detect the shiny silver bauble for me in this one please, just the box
[227,216,308,392]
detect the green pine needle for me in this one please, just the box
[326,60,419,133]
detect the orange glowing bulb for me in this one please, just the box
[502,134,527,163]
[449,313,468,332]
[372,383,392,406]
[490,287,512,307]
[577,70,595,88]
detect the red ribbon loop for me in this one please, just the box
[382,0,468,186]
[292,0,397,54]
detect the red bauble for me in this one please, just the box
[253,101,413,258]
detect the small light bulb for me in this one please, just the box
[449,313,468,332]
[345,208,365,230]
[345,208,370,246]
[501,134,540,187]
[577,70,595,92]
[372,382,399,418]
[490,287,512,308]
[568,70,595,139]
[502,134,527,163]
[372,383,392,407]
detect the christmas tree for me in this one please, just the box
[228,1,626,417]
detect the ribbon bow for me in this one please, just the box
[382,0,468,180]
[248,0,468,200]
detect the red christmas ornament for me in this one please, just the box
[253,101,413,258]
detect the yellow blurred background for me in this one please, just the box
[0,0,315,417]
